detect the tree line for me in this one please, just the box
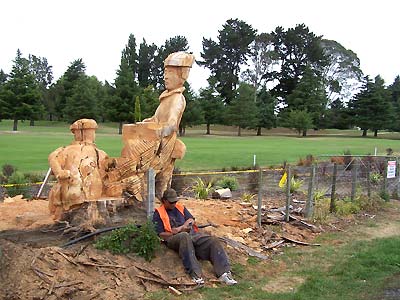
[0,18,399,136]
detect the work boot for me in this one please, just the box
[218,271,237,285]
[190,272,205,285]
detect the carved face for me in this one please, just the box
[164,66,184,90]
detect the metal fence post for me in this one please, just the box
[351,162,358,201]
[305,164,315,218]
[257,168,263,227]
[396,157,400,199]
[146,168,155,219]
[285,166,291,222]
[330,163,337,213]
[382,159,388,201]
[366,161,371,199]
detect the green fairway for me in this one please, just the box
[1,120,400,174]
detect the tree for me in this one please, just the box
[122,34,138,81]
[323,99,351,129]
[134,95,141,122]
[63,76,101,123]
[348,75,392,137]
[0,70,9,120]
[320,39,363,104]
[139,85,159,119]
[254,87,277,135]
[1,50,41,131]
[225,83,259,136]
[242,33,279,102]
[200,19,256,104]
[198,85,225,134]
[179,84,204,136]
[285,66,328,130]
[137,39,158,88]
[105,56,137,134]
[281,109,314,136]
[271,24,326,103]
[388,76,400,131]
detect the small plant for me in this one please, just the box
[379,190,390,202]
[2,164,16,178]
[216,176,239,191]
[7,171,28,197]
[369,172,382,185]
[95,221,160,261]
[240,192,256,203]
[280,176,303,193]
[335,197,360,217]
[191,177,213,199]
[312,197,331,223]
[313,189,325,201]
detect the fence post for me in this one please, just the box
[305,164,315,218]
[257,168,263,227]
[146,168,155,219]
[396,157,400,199]
[351,162,358,201]
[330,163,337,213]
[285,166,291,222]
[382,159,388,201]
[366,161,371,199]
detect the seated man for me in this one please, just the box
[152,188,237,285]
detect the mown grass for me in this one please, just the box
[2,120,400,173]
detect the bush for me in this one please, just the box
[95,221,160,261]
[369,172,382,185]
[280,176,303,193]
[7,171,28,197]
[312,198,331,223]
[335,197,360,216]
[24,172,45,183]
[191,177,213,199]
[2,164,16,177]
[216,176,239,191]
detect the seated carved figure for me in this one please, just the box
[104,52,194,200]
[48,119,109,220]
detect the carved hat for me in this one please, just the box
[70,119,98,131]
[162,188,178,203]
[164,52,195,68]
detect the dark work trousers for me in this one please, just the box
[166,232,231,278]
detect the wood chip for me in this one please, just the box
[168,286,183,296]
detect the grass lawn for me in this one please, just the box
[2,120,400,174]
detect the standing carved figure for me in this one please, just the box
[104,52,195,200]
[48,119,109,220]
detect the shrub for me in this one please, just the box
[335,197,360,217]
[297,154,315,166]
[2,164,16,177]
[240,192,256,203]
[24,172,45,183]
[191,177,213,199]
[355,194,384,211]
[95,221,160,261]
[312,197,331,223]
[280,176,303,193]
[369,172,382,185]
[7,171,28,197]
[216,176,239,191]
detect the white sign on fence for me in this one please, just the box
[387,160,397,179]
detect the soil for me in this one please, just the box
[0,195,399,299]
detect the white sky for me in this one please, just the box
[1,0,399,91]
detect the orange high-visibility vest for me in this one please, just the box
[155,203,198,233]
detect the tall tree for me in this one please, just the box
[1,50,41,131]
[281,109,314,136]
[284,66,328,132]
[320,39,363,104]
[122,34,139,81]
[137,39,158,88]
[348,75,392,137]
[105,56,137,134]
[0,70,10,121]
[200,19,256,104]
[179,84,204,136]
[242,32,279,101]
[388,76,400,131]
[225,83,259,136]
[254,87,277,135]
[198,85,224,134]
[271,24,326,103]
[323,98,351,129]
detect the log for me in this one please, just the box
[219,237,268,260]
[281,236,320,246]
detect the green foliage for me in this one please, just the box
[280,176,303,193]
[240,192,256,202]
[216,176,239,191]
[313,189,326,201]
[281,109,314,136]
[379,190,390,202]
[191,177,213,199]
[7,171,27,197]
[134,96,141,122]
[335,197,361,216]
[312,197,331,223]
[369,172,382,184]
[2,164,16,177]
[95,221,160,261]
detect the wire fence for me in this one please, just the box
[1,156,399,220]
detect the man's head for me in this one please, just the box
[161,188,178,209]
[70,119,98,143]
[163,52,195,90]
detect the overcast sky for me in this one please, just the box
[1,0,399,91]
